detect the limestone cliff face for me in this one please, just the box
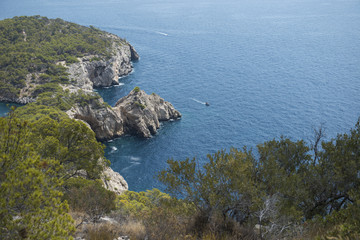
[113,89,181,138]
[66,89,181,140]
[4,35,139,104]
[66,97,124,141]
[67,40,139,89]
[0,95,35,104]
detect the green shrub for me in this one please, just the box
[90,56,102,62]
[32,82,62,97]
[65,55,79,64]
[134,101,146,109]
[133,86,140,92]
[115,189,195,240]
[64,178,116,222]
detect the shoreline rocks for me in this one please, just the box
[66,98,124,141]
[67,40,139,89]
[114,89,181,138]
[69,88,181,141]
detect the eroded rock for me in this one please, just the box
[114,89,181,138]
[101,166,128,195]
[67,40,139,88]
[66,97,124,141]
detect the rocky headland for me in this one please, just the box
[0,16,181,195]
[57,33,181,141]
[57,34,180,193]
[63,46,180,193]
[5,28,180,141]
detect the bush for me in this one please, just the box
[32,82,61,97]
[86,223,119,240]
[134,101,146,109]
[119,220,146,240]
[115,189,195,239]
[64,178,116,222]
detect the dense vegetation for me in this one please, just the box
[0,16,125,99]
[0,106,113,239]
[107,121,359,240]
[2,105,358,239]
[157,122,360,239]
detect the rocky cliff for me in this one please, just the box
[66,97,124,141]
[114,89,181,138]
[0,16,181,196]
[67,38,139,90]
[68,88,181,140]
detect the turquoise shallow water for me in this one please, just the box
[1,0,360,191]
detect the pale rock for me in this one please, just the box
[67,39,139,88]
[101,166,128,195]
[113,89,181,138]
[66,97,124,141]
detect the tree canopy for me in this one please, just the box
[0,112,75,239]
[14,104,107,179]
[159,120,360,239]
[0,16,126,99]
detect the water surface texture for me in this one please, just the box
[1,0,360,191]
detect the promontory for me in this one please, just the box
[0,16,181,140]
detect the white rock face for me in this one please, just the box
[66,97,124,141]
[101,166,128,194]
[67,39,139,88]
[67,89,181,140]
[113,89,181,138]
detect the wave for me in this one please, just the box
[190,98,206,105]
[114,83,125,87]
[110,146,118,153]
[130,156,141,161]
[120,162,140,173]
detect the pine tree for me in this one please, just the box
[0,112,75,239]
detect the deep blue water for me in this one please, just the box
[1,0,360,191]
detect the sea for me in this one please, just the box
[1,0,360,191]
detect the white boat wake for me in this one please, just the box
[156,31,168,36]
[190,98,206,105]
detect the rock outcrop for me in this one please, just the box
[65,88,181,140]
[101,166,128,194]
[113,89,181,138]
[67,39,139,89]
[0,95,35,104]
[66,97,124,141]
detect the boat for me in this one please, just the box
[205,102,210,106]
